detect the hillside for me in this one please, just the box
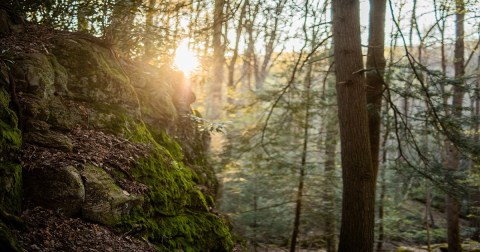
[0,7,232,251]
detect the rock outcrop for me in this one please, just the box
[0,8,232,252]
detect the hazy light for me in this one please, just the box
[174,39,199,75]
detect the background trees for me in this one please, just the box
[7,0,480,250]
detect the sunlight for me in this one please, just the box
[173,39,199,76]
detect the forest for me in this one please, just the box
[1,0,480,251]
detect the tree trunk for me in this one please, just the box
[446,1,464,251]
[377,100,390,252]
[289,49,313,252]
[471,53,480,242]
[143,0,156,62]
[332,1,375,251]
[206,0,225,119]
[366,0,386,180]
[323,83,338,252]
[227,0,248,104]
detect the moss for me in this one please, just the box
[125,122,203,215]
[0,221,21,252]
[396,247,415,252]
[15,54,56,98]
[153,213,233,252]
[0,88,21,152]
[119,121,233,251]
[51,38,139,107]
[0,87,22,251]
[0,162,22,215]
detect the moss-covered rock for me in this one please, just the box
[0,26,232,251]
[0,83,22,250]
[0,220,21,252]
[23,166,85,217]
[51,38,139,111]
[0,87,21,154]
[119,122,233,251]
[81,164,143,225]
[0,162,22,215]
[23,131,73,151]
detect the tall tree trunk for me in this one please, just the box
[227,0,248,104]
[255,0,286,90]
[289,50,313,252]
[376,100,390,252]
[471,53,480,241]
[446,1,464,252]
[323,78,338,252]
[332,1,375,251]
[206,0,225,119]
[366,0,386,180]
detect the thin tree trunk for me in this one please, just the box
[227,0,248,104]
[323,78,338,252]
[332,1,375,251]
[243,2,259,92]
[289,46,313,252]
[425,182,432,251]
[446,1,465,251]
[377,100,390,252]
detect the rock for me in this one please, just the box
[23,166,85,216]
[0,8,24,37]
[0,220,21,252]
[51,38,139,109]
[0,162,22,215]
[0,10,10,36]
[14,54,56,98]
[81,164,143,226]
[23,131,73,152]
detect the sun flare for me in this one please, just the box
[174,39,199,76]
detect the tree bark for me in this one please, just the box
[289,48,313,252]
[323,82,338,252]
[366,0,386,180]
[471,53,480,242]
[446,1,464,251]
[332,1,375,251]
[376,100,390,252]
[206,0,225,119]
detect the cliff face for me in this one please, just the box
[0,9,232,252]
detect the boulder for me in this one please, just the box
[81,164,143,225]
[23,131,73,152]
[23,166,85,216]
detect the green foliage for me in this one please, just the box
[185,114,228,133]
